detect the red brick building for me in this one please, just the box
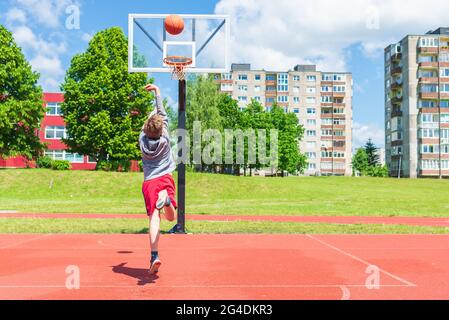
[0,93,96,170]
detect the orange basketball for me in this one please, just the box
[164,15,185,35]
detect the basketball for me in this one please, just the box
[164,15,185,35]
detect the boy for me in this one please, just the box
[140,83,178,275]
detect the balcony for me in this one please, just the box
[391,66,402,75]
[391,81,402,90]
[391,52,402,61]
[333,92,346,98]
[391,107,403,118]
[419,92,438,99]
[419,77,439,84]
[419,61,438,68]
[391,95,403,104]
[419,47,438,54]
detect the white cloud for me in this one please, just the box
[215,0,449,71]
[6,8,27,24]
[15,0,77,29]
[353,121,385,149]
[81,32,93,42]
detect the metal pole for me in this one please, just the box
[176,79,187,234]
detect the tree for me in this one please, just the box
[364,138,380,167]
[352,148,369,176]
[61,27,153,167]
[186,74,223,171]
[0,25,45,160]
[268,103,306,176]
[366,165,389,177]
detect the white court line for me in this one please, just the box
[0,234,52,250]
[0,284,412,289]
[306,234,417,287]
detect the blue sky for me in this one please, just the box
[2,0,449,149]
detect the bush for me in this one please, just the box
[36,156,53,169]
[366,165,389,178]
[51,160,71,171]
[96,160,131,172]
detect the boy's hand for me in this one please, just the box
[144,83,160,96]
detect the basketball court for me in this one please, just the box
[1,233,449,300]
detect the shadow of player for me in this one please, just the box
[112,262,159,286]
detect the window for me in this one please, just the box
[440,53,449,62]
[255,74,261,81]
[293,108,300,114]
[321,118,332,125]
[333,74,345,81]
[308,163,316,170]
[333,85,346,92]
[441,114,449,123]
[221,84,233,91]
[422,144,438,154]
[333,152,345,158]
[265,107,272,112]
[306,87,316,94]
[238,74,248,81]
[322,74,333,81]
[266,75,276,81]
[419,100,436,108]
[333,130,344,137]
[46,103,62,116]
[418,55,437,63]
[321,86,331,92]
[419,70,437,78]
[307,75,316,82]
[321,151,332,158]
[45,126,66,139]
[307,130,316,137]
[293,75,300,81]
[306,141,316,149]
[307,108,316,114]
[441,101,449,108]
[221,73,232,80]
[321,108,332,114]
[306,152,316,159]
[266,97,275,103]
[333,108,345,114]
[440,84,449,93]
[334,119,345,125]
[421,114,436,123]
[277,96,288,103]
[420,128,439,138]
[278,73,288,85]
[293,97,300,103]
[254,85,261,92]
[238,96,247,102]
[321,96,332,103]
[321,129,332,136]
[238,85,248,92]
[419,37,439,47]
[45,150,83,163]
[254,96,261,102]
[306,97,316,104]
[307,119,316,126]
[266,86,276,92]
[277,85,288,92]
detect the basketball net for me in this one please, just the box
[164,56,192,81]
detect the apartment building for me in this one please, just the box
[215,64,353,176]
[385,27,449,178]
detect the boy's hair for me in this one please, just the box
[144,114,164,139]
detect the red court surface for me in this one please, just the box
[1,233,449,300]
[2,212,449,227]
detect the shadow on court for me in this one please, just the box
[112,262,159,286]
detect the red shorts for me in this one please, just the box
[142,174,177,216]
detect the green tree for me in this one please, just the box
[364,138,380,167]
[268,103,306,176]
[186,74,223,171]
[0,25,45,159]
[366,164,389,177]
[61,27,153,167]
[352,148,369,176]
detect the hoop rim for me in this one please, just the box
[163,55,193,67]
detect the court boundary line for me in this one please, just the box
[306,234,417,287]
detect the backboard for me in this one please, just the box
[128,14,230,74]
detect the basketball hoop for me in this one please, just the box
[163,56,193,81]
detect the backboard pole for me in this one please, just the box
[176,79,187,234]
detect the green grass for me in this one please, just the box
[1,169,449,217]
[1,218,448,234]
